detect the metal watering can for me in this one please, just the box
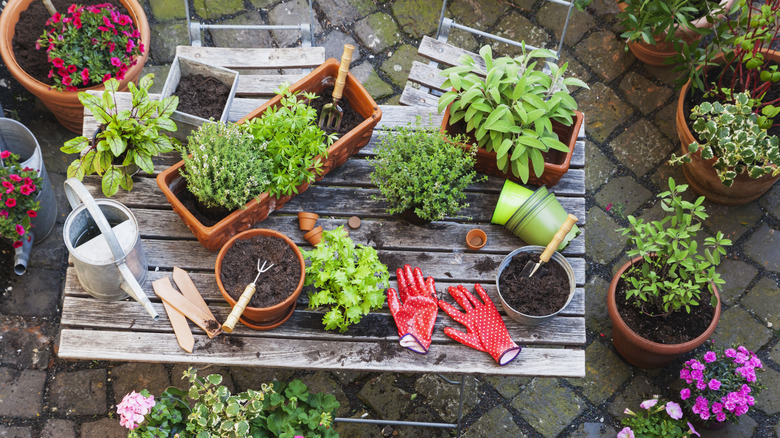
[62,178,158,320]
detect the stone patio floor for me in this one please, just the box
[0,0,778,437]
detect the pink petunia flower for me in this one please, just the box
[110,57,122,67]
[12,240,22,248]
[27,210,37,218]
[687,423,700,437]
[640,398,658,409]
[9,174,21,182]
[126,39,135,53]
[15,224,25,236]
[617,427,635,438]
[665,401,683,420]
[52,58,65,68]
[0,150,10,159]
[81,68,89,84]
[5,198,16,208]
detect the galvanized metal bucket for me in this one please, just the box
[62,178,158,320]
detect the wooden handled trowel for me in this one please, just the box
[520,214,578,278]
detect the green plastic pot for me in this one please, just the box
[507,191,551,232]
[512,192,580,251]
[491,180,536,225]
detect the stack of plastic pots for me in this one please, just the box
[491,180,579,250]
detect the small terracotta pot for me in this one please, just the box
[465,229,487,250]
[297,212,319,231]
[215,229,305,330]
[607,255,721,369]
[303,226,323,246]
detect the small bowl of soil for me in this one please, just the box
[215,229,305,330]
[496,246,575,325]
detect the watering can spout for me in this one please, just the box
[118,264,159,320]
[13,232,35,276]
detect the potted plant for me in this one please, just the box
[368,117,484,226]
[437,44,586,187]
[160,55,240,140]
[608,178,732,369]
[61,74,180,197]
[215,229,305,330]
[616,0,736,66]
[619,397,700,438]
[303,227,389,332]
[0,0,150,132]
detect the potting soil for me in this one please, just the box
[309,85,364,136]
[498,251,569,316]
[175,74,231,120]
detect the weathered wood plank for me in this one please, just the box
[57,329,586,377]
[175,46,325,70]
[399,86,438,108]
[407,60,447,91]
[235,74,307,96]
[418,36,482,70]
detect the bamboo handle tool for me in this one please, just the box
[520,214,578,278]
[222,260,274,333]
[318,44,355,130]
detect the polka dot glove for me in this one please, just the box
[387,264,439,354]
[438,284,521,366]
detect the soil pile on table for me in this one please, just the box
[498,251,569,316]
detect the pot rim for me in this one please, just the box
[465,228,487,250]
[607,254,722,351]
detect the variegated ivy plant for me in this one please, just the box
[669,91,780,186]
[62,73,180,196]
[437,44,588,183]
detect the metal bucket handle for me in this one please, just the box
[63,178,159,320]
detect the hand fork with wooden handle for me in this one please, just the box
[520,214,578,278]
[318,44,355,130]
[222,259,274,333]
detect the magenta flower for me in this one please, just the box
[12,240,22,248]
[27,210,37,218]
[665,401,683,420]
[0,150,10,159]
[703,351,717,363]
[9,174,21,182]
[15,224,25,236]
[117,391,155,430]
[708,379,721,390]
[126,39,135,53]
[617,427,635,438]
[5,198,16,208]
[19,185,34,196]
[687,423,700,437]
[81,68,89,83]
[680,388,691,400]
[110,57,122,67]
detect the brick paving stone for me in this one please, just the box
[570,422,618,437]
[759,182,779,218]
[701,200,764,242]
[41,419,76,438]
[481,375,529,400]
[317,0,377,28]
[380,44,424,88]
[448,0,508,29]
[392,0,441,39]
[559,49,593,83]
[332,418,382,438]
[269,0,324,48]
[413,374,479,422]
[110,363,172,404]
[585,141,617,192]
[585,275,612,336]
[595,176,653,216]
[755,366,780,415]
[297,371,350,417]
[696,415,757,437]
[576,82,633,143]
[193,0,243,20]
[400,406,452,437]
[149,20,188,64]
[513,377,585,437]
[0,317,51,369]
[462,405,526,438]
[78,418,126,438]
[711,306,773,353]
[357,374,412,419]
[49,369,107,416]
[1,268,60,317]
[354,12,400,55]
[170,364,235,392]
[445,29,480,53]
[587,0,621,19]
[567,341,631,405]
[20,225,66,272]
[645,64,685,87]
[509,0,535,12]
[618,72,672,114]
[741,276,780,328]
[0,426,32,438]
[320,31,362,63]
[743,223,780,272]
[575,31,634,82]
[331,370,369,385]
[250,0,275,8]
[653,102,679,140]
[715,259,758,306]
[149,0,186,21]
[350,62,394,100]
[231,366,295,391]
[210,11,274,49]
[585,206,624,265]
[490,13,549,58]
[611,120,676,177]
[607,375,662,419]
[538,3,595,46]
[0,368,46,418]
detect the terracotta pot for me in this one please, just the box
[0,0,151,133]
[303,225,323,246]
[297,212,318,231]
[441,104,582,187]
[157,58,382,251]
[465,229,487,250]
[618,0,736,66]
[215,229,305,330]
[675,50,780,205]
[607,255,722,369]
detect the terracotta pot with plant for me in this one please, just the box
[438,45,586,187]
[608,177,731,369]
[0,0,150,132]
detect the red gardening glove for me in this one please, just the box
[438,284,521,365]
[387,265,438,354]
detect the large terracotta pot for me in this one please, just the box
[618,0,736,66]
[0,0,150,133]
[441,104,583,188]
[215,229,305,330]
[675,50,780,205]
[607,256,721,369]
[157,58,382,251]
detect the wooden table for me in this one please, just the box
[58,47,587,379]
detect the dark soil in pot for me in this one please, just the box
[175,187,232,227]
[309,85,364,136]
[220,235,302,308]
[498,251,569,316]
[615,260,715,344]
[12,0,124,86]
[175,74,231,119]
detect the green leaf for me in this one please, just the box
[529,147,545,177]
[101,167,123,197]
[62,136,90,154]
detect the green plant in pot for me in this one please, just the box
[608,177,732,369]
[61,73,180,196]
[368,117,485,225]
[438,44,587,186]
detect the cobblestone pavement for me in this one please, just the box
[1,0,778,437]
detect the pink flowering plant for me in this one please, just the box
[118,387,189,438]
[679,345,764,424]
[36,3,144,91]
[619,396,700,438]
[0,151,42,249]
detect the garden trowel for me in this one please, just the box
[520,214,578,278]
[318,44,354,130]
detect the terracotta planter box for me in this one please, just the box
[0,0,150,133]
[441,104,582,188]
[157,58,382,251]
